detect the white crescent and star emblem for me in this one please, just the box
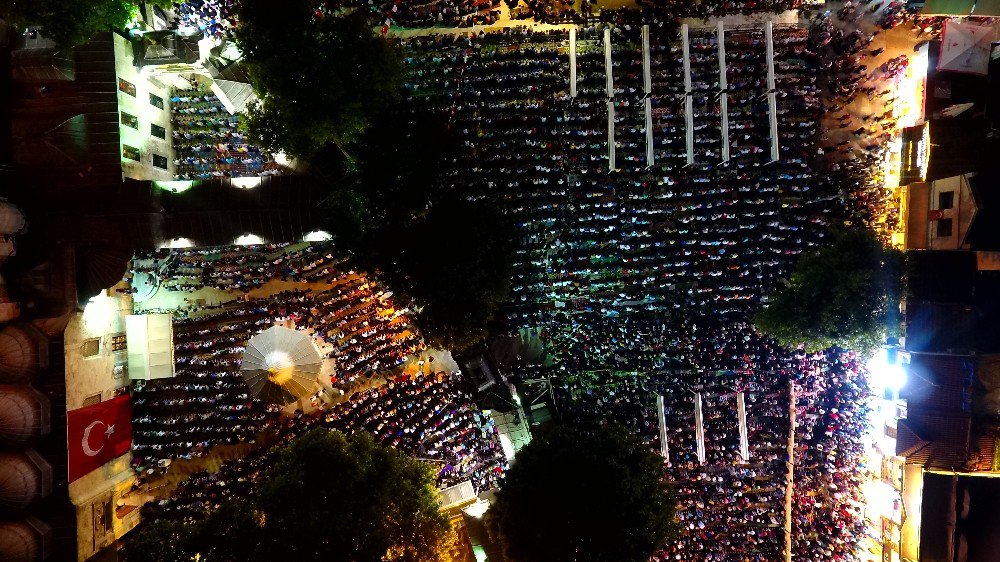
[81,420,112,457]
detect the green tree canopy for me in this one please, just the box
[486,424,677,562]
[755,228,905,353]
[0,0,169,47]
[317,106,515,352]
[126,428,458,562]
[235,0,403,160]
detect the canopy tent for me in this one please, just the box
[240,326,322,404]
[938,19,997,75]
[210,78,257,115]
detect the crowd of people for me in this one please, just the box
[130,242,434,471]
[129,1,932,559]
[142,370,507,522]
[169,0,238,38]
[402,24,834,328]
[397,14,894,561]
[547,319,870,561]
[170,87,278,180]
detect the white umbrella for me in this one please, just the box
[241,326,322,404]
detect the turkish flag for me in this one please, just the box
[67,395,133,483]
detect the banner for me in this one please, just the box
[67,395,133,482]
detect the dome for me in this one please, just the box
[0,201,26,237]
[0,386,50,445]
[0,327,40,385]
[0,519,49,562]
[0,451,52,513]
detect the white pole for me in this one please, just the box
[682,24,694,165]
[681,24,692,93]
[765,23,779,162]
[604,27,614,98]
[607,100,616,171]
[765,21,776,91]
[645,97,654,167]
[570,28,577,98]
[694,392,706,465]
[685,95,695,165]
[769,92,780,162]
[657,395,670,463]
[642,24,651,95]
[718,21,730,163]
[737,391,749,462]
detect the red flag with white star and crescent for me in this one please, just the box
[67,395,133,483]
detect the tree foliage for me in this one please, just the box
[318,106,515,352]
[486,424,677,562]
[755,228,905,353]
[0,0,150,46]
[235,0,403,159]
[126,429,458,562]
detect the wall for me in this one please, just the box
[113,34,175,181]
[63,290,138,561]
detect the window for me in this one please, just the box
[151,123,166,139]
[153,154,168,169]
[111,333,127,352]
[118,78,136,96]
[937,218,953,237]
[82,392,102,407]
[81,338,101,357]
[938,190,955,210]
[120,112,138,129]
[149,92,164,109]
[122,145,140,161]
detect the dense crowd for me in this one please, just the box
[142,370,507,522]
[132,1,928,558]
[130,242,431,470]
[169,0,238,38]
[546,318,870,561]
[402,24,833,327]
[397,16,891,561]
[170,87,278,180]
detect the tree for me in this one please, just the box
[126,429,459,562]
[316,106,516,352]
[0,0,163,47]
[486,424,677,562]
[755,228,905,353]
[235,0,403,160]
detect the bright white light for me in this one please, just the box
[234,233,264,246]
[160,237,194,249]
[303,230,333,242]
[83,293,116,331]
[273,152,290,166]
[498,433,515,461]
[867,347,906,394]
[462,499,490,519]
[230,177,262,189]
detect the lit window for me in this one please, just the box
[122,145,141,161]
[120,112,139,129]
[118,78,136,96]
